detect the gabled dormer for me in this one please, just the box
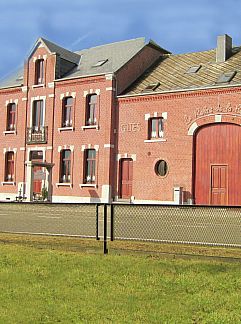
[25,37,81,87]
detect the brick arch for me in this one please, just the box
[193,122,241,205]
[188,114,241,135]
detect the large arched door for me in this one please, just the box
[194,123,241,205]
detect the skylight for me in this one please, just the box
[187,65,201,74]
[16,76,23,81]
[142,82,160,92]
[216,71,236,83]
[92,59,108,67]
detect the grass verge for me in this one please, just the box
[0,234,241,323]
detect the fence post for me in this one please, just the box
[110,204,114,241]
[96,204,100,240]
[103,204,108,254]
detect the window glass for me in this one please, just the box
[60,150,71,183]
[149,117,164,139]
[5,152,14,181]
[155,160,168,177]
[35,59,44,84]
[86,94,97,125]
[62,97,73,127]
[7,103,16,131]
[84,149,96,183]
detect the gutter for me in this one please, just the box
[117,83,241,99]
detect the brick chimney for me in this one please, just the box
[216,34,232,63]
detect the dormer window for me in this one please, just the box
[92,59,108,67]
[35,59,44,85]
[142,82,160,93]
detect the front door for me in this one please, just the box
[30,151,43,198]
[120,158,133,199]
[210,165,228,205]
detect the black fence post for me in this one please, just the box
[110,204,114,241]
[96,204,100,240]
[103,204,108,254]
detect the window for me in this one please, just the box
[62,97,73,127]
[60,150,71,183]
[32,100,44,130]
[149,117,164,139]
[186,65,201,74]
[35,59,44,84]
[92,59,108,67]
[86,94,97,125]
[84,149,96,184]
[6,103,16,131]
[5,152,14,182]
[217,71,236,84]
[142,82,160,93]
[155,160,168,177]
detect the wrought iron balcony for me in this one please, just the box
[26,126,48,144]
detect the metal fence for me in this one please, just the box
[0,202,240,252]
[0,202,98,238]
[111,204,241,248]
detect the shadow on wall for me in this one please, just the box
[182,191,192,204]
[89,189,101,203]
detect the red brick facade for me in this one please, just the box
[1,36,241,205]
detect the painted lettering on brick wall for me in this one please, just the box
[120,123,141,132]
[184,103,241,125]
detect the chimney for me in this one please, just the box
[216,34,232,63]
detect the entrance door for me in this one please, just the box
[30,151,43,198]
[120,158,133,199]
[210,165,228,205]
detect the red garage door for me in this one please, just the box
[194,123,241,205]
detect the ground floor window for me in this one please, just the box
[84,149,96,183]
[5,151,14,181]
[60,149,71,183]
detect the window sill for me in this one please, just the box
[56,183,72,187]
[32,84,45,88]
[3,130,16,135]
[81,125,99,130]
[144,139,167,143]
[58,127,74,132]
[1,181,15,186]
[80,184,97,188]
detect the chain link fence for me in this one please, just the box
[0,202,98,238]
[112,204,241,247]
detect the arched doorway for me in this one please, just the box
[194,123,241,205]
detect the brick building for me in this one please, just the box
[1,34,241,205]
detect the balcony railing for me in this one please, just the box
[26,126,48,144]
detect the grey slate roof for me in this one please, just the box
[0,37,155,89]
[64,37,149,79]
[0,67,24,89]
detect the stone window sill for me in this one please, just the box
[32,84,45,88]
[1,181,15,186]
[144,139,167,143]
[81,125,99,130]
[58,127,74,132]
[3,130,16,135]
[79,183,97,188]
[56,183,72,187]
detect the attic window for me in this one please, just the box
[217,71,236,83]
[142,82,160,92]
[187,65,201,73]
[92,59,108,67]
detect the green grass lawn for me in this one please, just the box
[0,241,240,324]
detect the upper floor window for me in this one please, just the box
[84,149,96,184]
[5,152,14,182]
[32,100,44,130]
[6,103,16,131]
[35,59,44,85]
[149,117,164,139]
[60,149,71,183]
[62,97,73,127]
[86,94,97,126]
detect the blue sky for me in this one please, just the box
[1,0,241,79]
